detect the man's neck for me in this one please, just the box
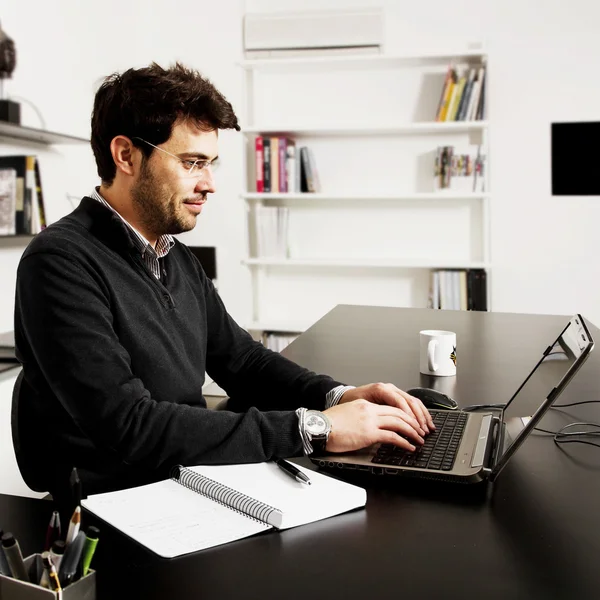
[98,184,157,248]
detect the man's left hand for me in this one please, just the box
[339,383,435,433]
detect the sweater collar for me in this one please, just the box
[69,197,146,256]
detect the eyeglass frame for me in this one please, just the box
[132,136,219,177]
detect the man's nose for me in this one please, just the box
[196,166,216,193]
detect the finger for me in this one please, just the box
[388,392,430,434]
[397,393,429,432]
[404,394,435,432]
[378,430,417,452]
[378,416,425,445]
[374,405,425,436]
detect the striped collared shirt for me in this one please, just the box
[90,188,174,279]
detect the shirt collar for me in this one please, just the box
[89,187,175,258]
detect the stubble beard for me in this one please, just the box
[131,159,197,238]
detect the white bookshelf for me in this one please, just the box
[243,258,490,269]
[239,48,486,69]
[243,192,490,202]
[243,121,488,137]
[240,47,490,334]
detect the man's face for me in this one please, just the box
[131,120,218,240]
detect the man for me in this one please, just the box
[14,63,434,502]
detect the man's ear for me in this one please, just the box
[110,136,138,177]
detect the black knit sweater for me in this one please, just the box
[14,197,341,496]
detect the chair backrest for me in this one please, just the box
[11,369,47,492]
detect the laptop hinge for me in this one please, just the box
[471,415,493,467]
[489,417,504,470]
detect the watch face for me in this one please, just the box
[306,413,328,434]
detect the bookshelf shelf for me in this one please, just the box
[243,121,488,137]
[239,49,486,70]
[243,258,490,270]
[0,122,89,145]
[243,192,490,202]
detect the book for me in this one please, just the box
[278,136,287,192]
[263,138,271,192]
[255,136,264,193]
[0,156,28,234]
[33,158,47,230]
[0,168,17,235]
[82,462,366,558]
[270,137,279,193]
[285,140,297,194]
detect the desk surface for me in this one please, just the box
[3,306,600,600]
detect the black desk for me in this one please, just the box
[2,306,600,599]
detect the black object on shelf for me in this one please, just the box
[0,20,19,124]
[0,99,19,124]
[188,246,217,282]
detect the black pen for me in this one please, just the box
[275,458,311,485]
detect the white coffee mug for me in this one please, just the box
[419,330,457,377]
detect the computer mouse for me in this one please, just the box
[406,387,458,410]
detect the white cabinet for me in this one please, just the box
[239,48,490,334]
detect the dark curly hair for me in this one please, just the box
[91,62,240,184]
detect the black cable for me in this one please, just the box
[553,400,600,408]
[462,399,600,412]
[534,422,600,449]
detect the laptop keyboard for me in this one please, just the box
[372,410,468,471]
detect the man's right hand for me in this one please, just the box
[324,399,426,453]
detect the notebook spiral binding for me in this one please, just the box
[171,465,282,527]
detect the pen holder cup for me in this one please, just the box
[0,554,96,600]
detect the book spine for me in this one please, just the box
[34,159,46,230]
[270,137,279,194]
[436,66,456,122]
[173,466,284,529]
[286,141,296,194]
[278,137,287,193]
[300,147,310,192]
[435,65,452,121]
[25,156,35,234]
[0,168,17,235]
[263,138,271,193]
[255,136,264,193]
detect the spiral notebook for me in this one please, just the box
[81,462,367,558]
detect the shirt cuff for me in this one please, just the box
[295,407,313,455]
[325,384,356,409]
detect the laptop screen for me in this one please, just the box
[493,315,594,475]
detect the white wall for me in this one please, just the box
[0,0,248,333]
[1,0,599,325]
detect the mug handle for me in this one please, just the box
[427,340,438,372]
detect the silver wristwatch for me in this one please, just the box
[304,410,332,455]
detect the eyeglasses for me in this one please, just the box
[133,137,219,178]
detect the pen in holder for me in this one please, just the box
[0,554,96,600]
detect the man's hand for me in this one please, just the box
[324,400,425,453]
[339,383,435,433]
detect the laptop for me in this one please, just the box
[311,314,594,484]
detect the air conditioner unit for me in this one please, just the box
[243,9,384,59]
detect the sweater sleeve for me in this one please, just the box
[202,274,344,412]
[15,250,309,472]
